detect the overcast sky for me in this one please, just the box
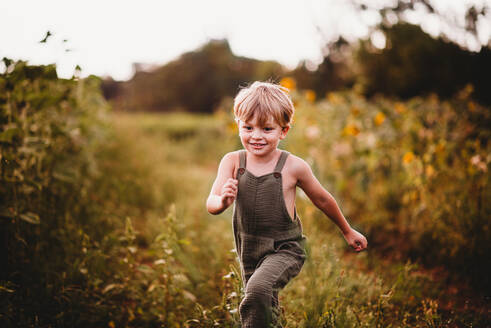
[1,0,490,80]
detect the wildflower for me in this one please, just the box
[351,106,360,116]
[128,309,135,322]
[394,102,407,114]
[425,165,435,177]
[403,151,415,164]
[343,123,360,136]
[374,112,386,126]
[305,89,316,103]
[327,92,343,105]
[108,321,115,328]
[280,77,296,91]
[223,272,235,279]
[470,155,487,172]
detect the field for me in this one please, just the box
[101,106,489,327]
[1,62,489,327]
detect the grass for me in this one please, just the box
[103,110,488,327]
[5,62,488,326]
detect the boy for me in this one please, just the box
[206,81,367,327]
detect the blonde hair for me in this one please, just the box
[233,81,294,128]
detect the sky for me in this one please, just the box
[1,0,490,81]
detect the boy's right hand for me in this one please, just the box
[220,178,238,208]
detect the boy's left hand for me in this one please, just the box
[343,228,368,252]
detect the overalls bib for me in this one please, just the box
[232,149,307,328]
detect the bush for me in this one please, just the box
[0,58,113,326]
[283,87,490,290]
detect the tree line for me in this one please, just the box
[102,22,491,112]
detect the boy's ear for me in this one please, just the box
[280,125,290,139]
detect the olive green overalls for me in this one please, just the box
[233,149,307,328]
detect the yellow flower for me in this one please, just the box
[394,102,407,114]
[327,92,343,105]
[305,90,316,103]
[403,151,415,164]
[280,77,296,91]
[108,321,115,328]
[374,112,386,126]
[343,123,360,136]
[425,165,435,177]
[350,106,360,116]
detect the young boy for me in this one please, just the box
[206,81,367,327]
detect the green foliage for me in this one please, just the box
[80,208,196,327]
[278,86,490,289]
[3,57,489,326]
[290,37,356,96]
[0,59,210,327]
[0,58,111,326]
[356,23,491,104]
[215,86,490,325]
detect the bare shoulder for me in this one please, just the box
[219,150,241,177]
[221,150,240,161]
[284,153,312,184]
[285,153,311,173]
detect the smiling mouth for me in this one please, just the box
[250,143,266,146]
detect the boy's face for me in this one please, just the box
[237,115,289,156]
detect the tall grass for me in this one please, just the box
[2,59,488,326]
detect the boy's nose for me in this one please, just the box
[252,129,262,138]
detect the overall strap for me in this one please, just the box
[274,150,290,173]
[239,150,247,169]
[236,150,247,178]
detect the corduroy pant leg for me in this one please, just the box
[239,252,303,328]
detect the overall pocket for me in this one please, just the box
[239,233,275,273]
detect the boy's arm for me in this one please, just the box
[294,157,367,251]
[206,152,238,215]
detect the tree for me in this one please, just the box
[103,40,286,112]
[356,22,491,104]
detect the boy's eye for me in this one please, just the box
[244,126,252,130]
[264,127,273,131]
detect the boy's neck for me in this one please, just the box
[246,148,281,165]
